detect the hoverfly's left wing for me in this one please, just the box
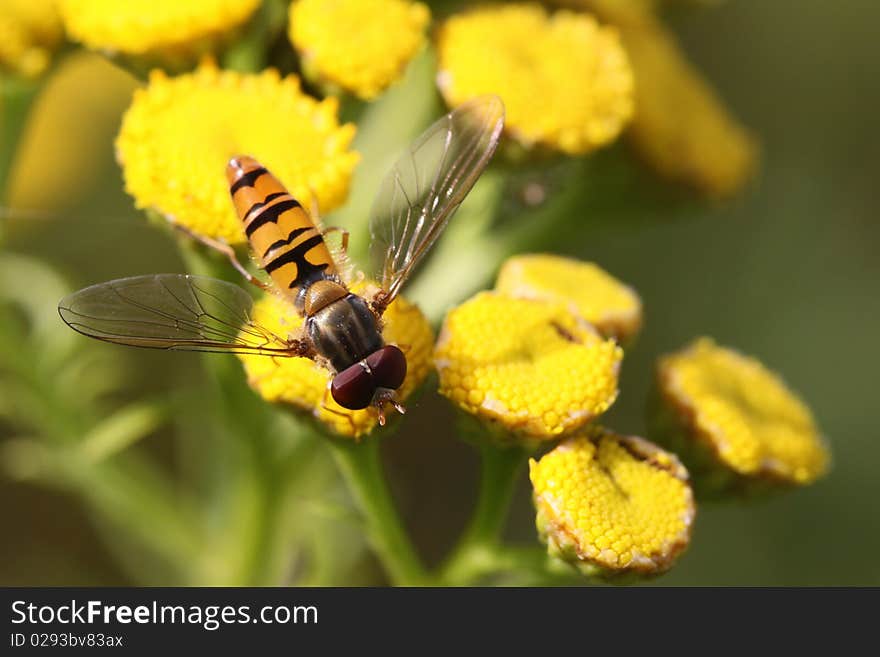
[369,96,505,305]
[58,274,295,356]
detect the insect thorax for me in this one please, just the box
[306,292,384,372]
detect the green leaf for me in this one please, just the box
[78,401,167,463]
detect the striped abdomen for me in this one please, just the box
[226,156,336,299]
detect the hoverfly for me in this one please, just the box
[58,96,505,424]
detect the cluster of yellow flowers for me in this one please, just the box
[6,1,757,198]
[98,33,829,566]
[11,0,825,584]
[435,255,696,576]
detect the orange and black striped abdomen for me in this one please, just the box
[226,156,336,297]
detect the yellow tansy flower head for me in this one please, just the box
[530,428,695,576]
[621,17,758,198]
[434,291,622,440]
[496,254,642,343]
[116,60,359,244]
[238,283,434,439]
[653,338,829,495]
[436,3,634,155]
[289,0,430,100]
[0,0,63,77]
[59,0,260,57]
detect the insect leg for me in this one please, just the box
[372,389,406,426]
[368,288,392,317]
[174,223,271,292]
[287,336,317,359]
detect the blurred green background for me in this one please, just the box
[2,0,878,585]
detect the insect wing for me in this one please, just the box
[58,274,294,355]
[369,95,505,302]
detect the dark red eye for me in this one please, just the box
[331,364,376,410]
[365,345,407,391]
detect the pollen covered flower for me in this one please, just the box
[288,0,430,100]
[654,338,829,492]
[116,60,359,244]
[59,0,260,57]
[436,4,634,155]
[238,284,434,439]
[496,254,642,343]
[434,292,622,439]
[530,429,694,576]
[0,0,63,77]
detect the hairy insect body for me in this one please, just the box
[307,292,383,372]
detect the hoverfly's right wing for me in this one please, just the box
[369,96,505,305]
[58,274,296,356]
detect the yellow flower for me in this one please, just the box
[0,0,63,77]
[289,0,430,100]
[434,291,622,440]
[530,428,695,576]
[59,0,260,57]
[238,283,434,439]
[654,338,829,491]
[436,3,634,155]
[561,0,758,197]
[496,254,642,343]
[116,60,359,244]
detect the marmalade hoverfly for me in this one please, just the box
[58,96,505,423]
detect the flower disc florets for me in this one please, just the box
[434,291,622,439]
[654,338,829,491]
[496,254,642,343]
[289,0,430,100]
[59,0,260,57]
[436,3,634,154]
[530,428,695,576]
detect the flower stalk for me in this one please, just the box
[328,437,429,586]
[440,442,528,585]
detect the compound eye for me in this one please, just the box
[365,345,407,391]
[331,364,376,410]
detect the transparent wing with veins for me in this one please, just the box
[58,274,297,356]
[369,95,505,305]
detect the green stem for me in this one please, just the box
[328,438,428,586]
[244,428,320,585]
[222,0,288,73]
[461,443,527,547]
[440,443,528,585]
